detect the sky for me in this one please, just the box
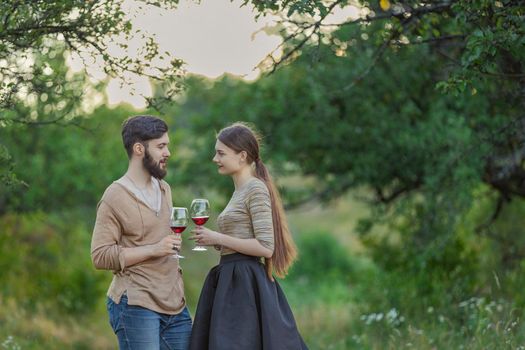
[95,0,281,109]
[69,0,359,109]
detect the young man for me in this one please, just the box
[91,115,191,349]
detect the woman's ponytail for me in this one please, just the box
[255,158,297,279]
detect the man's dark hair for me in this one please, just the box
[121,115,168,158]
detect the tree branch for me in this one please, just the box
[284,177,354,210]
[267,0,345,73]
[339,15,414,92]
[475,194,507,233]
[307,1,453,27]
[5,115,67,125]
[437,48,525,79]
[406,34,466,45]
[374,178,423,204]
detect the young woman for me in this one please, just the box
[189,123,308,350]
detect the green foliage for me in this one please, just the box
[445,1,525,94]
[0,145,25,191]
[461,191,525,307]
[287,231,353,283]
[0,211,107,314]
[0,104,132,213]
[283,233,353,305]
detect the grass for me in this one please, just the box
[0,297,115,349]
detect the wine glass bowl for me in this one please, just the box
[190,199,210,251]
[170,207,188,259]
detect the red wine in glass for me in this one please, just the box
[170,207,188,259]
[170,226,187,234]
[190,199,210,251]
[191,216,209,226]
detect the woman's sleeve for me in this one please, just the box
[91,200,126,272]
[246,182,275,252]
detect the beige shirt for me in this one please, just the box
[218,177,275,255]
[116,176,162,215]
[91,180,185,315]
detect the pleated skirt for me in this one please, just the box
[189,253,308,350]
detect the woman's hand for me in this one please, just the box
[190,226,223,246]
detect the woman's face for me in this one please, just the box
[213,139,247,175]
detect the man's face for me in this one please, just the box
[142,133,170,179]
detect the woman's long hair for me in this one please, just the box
[217,122,297,279]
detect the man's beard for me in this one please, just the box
[143,148,167,179]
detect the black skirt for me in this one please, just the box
[189,253,308,350]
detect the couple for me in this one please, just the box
[91,115,308,350]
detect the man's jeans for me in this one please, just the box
[107,294,192,350]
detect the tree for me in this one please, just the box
[0,0,186,187]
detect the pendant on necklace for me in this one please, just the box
[156,211,159,217]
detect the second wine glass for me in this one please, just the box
[190,199,210,251]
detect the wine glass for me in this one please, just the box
[170,207,188,259]
[190,199,210,251]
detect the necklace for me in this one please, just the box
[126,175,160,217]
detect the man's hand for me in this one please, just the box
[153,234,182,257]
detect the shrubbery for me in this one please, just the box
[0,211,107,315]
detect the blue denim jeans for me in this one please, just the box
[107,294,192,350]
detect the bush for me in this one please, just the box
[287,231,353,283]
[0,211,107,315]
[282,231,380,307]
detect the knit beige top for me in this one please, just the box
[218,177,275,255]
